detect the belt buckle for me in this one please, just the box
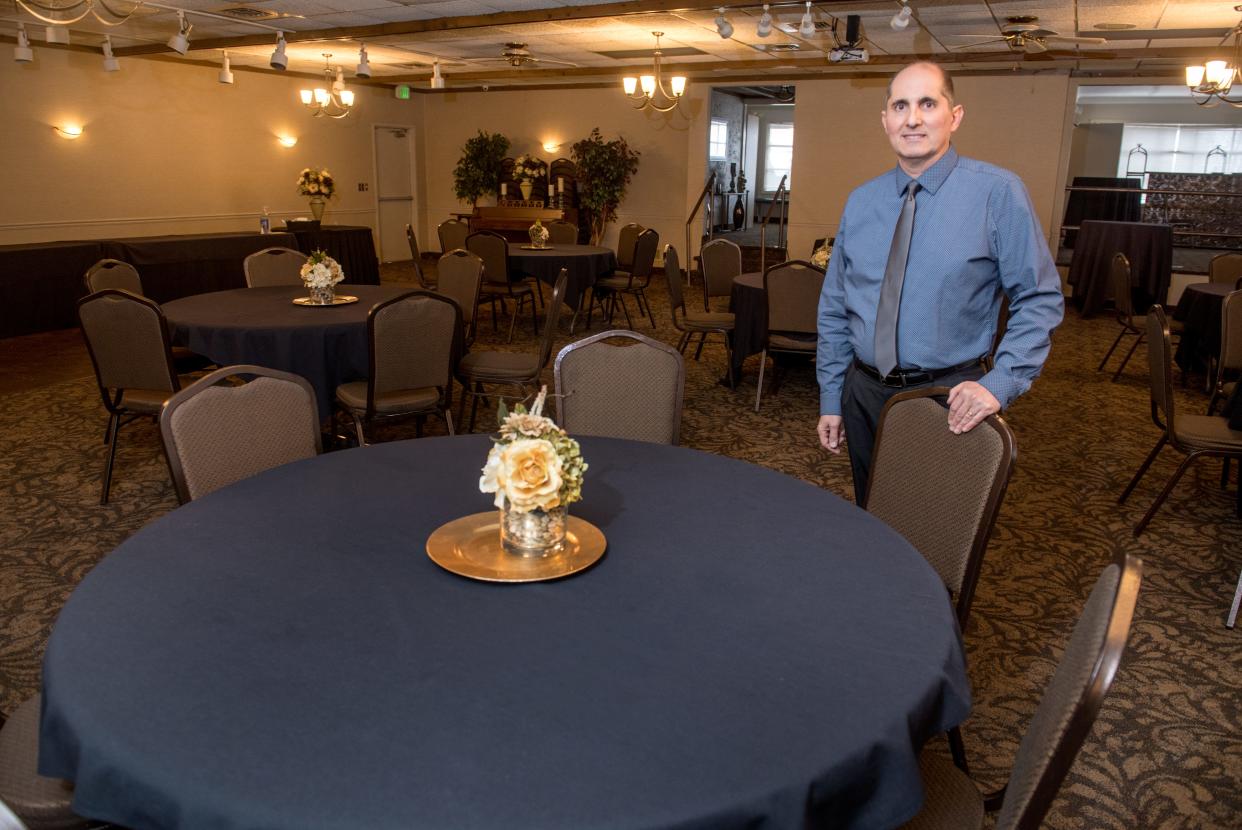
[881,370,907,388]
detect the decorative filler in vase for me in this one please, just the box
[811,241,832,270]
[736,169,746,193]
[529,219,550,249]
[296,166,336,221]
[299,249,345,304]
[480,388,587,556]
[513,154,544,203]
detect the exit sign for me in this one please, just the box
[394,85,411,100]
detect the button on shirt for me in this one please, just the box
[817,147,1064,415]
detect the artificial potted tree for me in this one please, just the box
[453,130,510,207]
[571,128,641,245]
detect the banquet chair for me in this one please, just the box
[554,330,684,444]
[754,260,820,412]
[1208,252,1242,286]
[899,552,1141,830]
[456,269,567,432]
[662,245,734,383]
[83,258,141,294]
[336,291,461,445]
[78,289,185,505]
[1119,305,1242,536]
[1096,253,1145,381]
[243,247,307,288]
[586,228,658,330]
[547,221,578,245]
[1207,289,1242,415]
[437,218,469,254]
[436,249,483,345]
[700,238,742,312]
[466,231,540,343]
[0,693,92,829]
[405,224,435,290]
[614,222,644,273]
[161,365,321,503]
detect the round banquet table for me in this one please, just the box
[1173,281,1232,373]
[162,284,413,419]
[507,244,616,311]
[730,271,767,377]
[39,436,970,830]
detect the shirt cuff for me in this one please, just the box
[978,371,1021,410]
[820,390,842,417]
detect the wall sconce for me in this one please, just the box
[542,140,561,154]
[277,135,298,148]
[55,124,84,139]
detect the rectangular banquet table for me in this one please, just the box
[0,240,106,338]
[1067,220,1172,317]
[284,225,380,286]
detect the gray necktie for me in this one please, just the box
[874,182,920,378]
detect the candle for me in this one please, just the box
[557,177,564,193]
[501,183,507,197]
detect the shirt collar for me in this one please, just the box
[893,146,958,196]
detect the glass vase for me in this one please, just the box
[519,180,533,201]
[307,283,335,305]
[500,504,567,556]
[309,196,326,221]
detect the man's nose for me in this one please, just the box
[904,107,922,126]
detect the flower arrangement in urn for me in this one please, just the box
[513,154,544,200]
[480,388,587,555]
[299,249,345,304]
[296,167,336,220]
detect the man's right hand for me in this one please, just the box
[817,415,845,454]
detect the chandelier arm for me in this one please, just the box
[14,0,96,25]
[92,0,144,25]
[16,0,92,13]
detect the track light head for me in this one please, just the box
[167,11,191,55]
[219,51,234,84]
[15,24,34,63]
[756,5,773,38]
[890,3,913,30]
[714,7,733,39]
[431,60,445,89]
[270,32,288,70]
[798,2,815,38]
[355,44,371,78]
[102,35,119,72]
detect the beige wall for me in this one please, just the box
[0,49,420,245]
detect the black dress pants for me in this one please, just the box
[841,361,985,506]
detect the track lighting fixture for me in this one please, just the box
[431,60,445,89]
[167,10,191,55]
[798,2,815,38]
[102,35,119,71]
[891,2,913,30]
[45,25,70,45]
[714,7,733,39]
[14,24,33,62]
[219,51,233,84]
[356,44,372,78]
[270,32,287,70]
[756,5,772,38]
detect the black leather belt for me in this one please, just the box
[852,357,984,388]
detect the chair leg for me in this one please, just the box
[100,412,121,505]
[1222,458,1232,490]
[1119,436,1168,504]
[468,382,484,432]
[754,349,767,411]
[1096,329,1127,372]
[1133,453,1200,536]
[506,298,519,344]
[352,414,367,447]
[617,294,634,330]
[529,295,540,339]
[638,289,656,328]
[1111,333,1145,382]
[948,726,970,774]
[676,332,690,354]
[694,332,707,361]
[444,407,456,437]
[1227,568,1242,629]
[723,333,734,390]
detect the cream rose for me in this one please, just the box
[491,438,563,512]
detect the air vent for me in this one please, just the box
[217,6,280,20]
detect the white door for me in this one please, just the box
[374,125,414,263]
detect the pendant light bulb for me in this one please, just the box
[757,5,773,38]
[798,2,815,38]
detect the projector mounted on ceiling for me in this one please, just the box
[828,14,869,63]
[828,46,869,63]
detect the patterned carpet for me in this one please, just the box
[1,264,1238,828]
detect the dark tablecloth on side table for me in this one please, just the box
[0,240,105,337]
[286,225,380,286]
[101,232,298,304]
[1173,281,1232,373]
[508,244,616,310]
[1067,220,1172,317]
[730,271,766,374]
[40,436,970,830]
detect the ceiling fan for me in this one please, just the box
[952,16,1107,54]
[472,43,578,68]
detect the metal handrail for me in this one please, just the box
[684,174,716,286]
[758,175,788,274]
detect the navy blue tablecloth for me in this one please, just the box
[1067,220,1172,317]
[508,244,615,310]
[40,436,970,830]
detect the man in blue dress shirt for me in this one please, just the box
[816,62,1064,504]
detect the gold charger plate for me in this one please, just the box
[518,244,555,251]
[426,512,606,583]
[292,295,359,307]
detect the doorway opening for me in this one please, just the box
[373,125,415,263]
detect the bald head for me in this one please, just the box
[887,61,955,107]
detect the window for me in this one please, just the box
[763,122,794,191]
[1116,124,1242,176]
[709,119,728,159]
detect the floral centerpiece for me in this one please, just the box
[480,388,587,555]
[528,219,550,249]
[811,241,832,270]
[299,249,345,304]
[296,167,336,220]
[513,154,543,200]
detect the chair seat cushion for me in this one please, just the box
[120,386,178,413]
[1176,414,1242,450]
[335,382,441,415]
[683,310,735,331]
[897,752,984,830]
[0,694,88,829]
[594,276,631,290]
[481,281,534,298]
[457,350,540,381]
[768,332,817,351]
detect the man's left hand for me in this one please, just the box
[946,382,1000,434]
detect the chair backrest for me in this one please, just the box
[616,223,644,269]
[1208,252,1242,285]
[367,290,461,412]
[536,269,569,370]
[437,249,483,328]
[160,365,321,503]
[405,224,430,289]
[547,221,578,245]
[244,247,307,288]
[662,244,687,318]
[995,552,1141,830]
[1146,305,1179,440]
[78,289,178,406]
[701,238,742,302]
[1110,253,1136,323]
[628,229,660,285]
[84,258,142,295]
[866,387,1016,627]
[0,798,27,830]
[466,231,510,286]
[1219,290,1242,381]
[554,330,685,445]
[438,218,469,254]
[763,260,821,336]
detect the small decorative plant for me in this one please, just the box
[453,130,510,207]
[296,168,336,199]
[571,128,641,246]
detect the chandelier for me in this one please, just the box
[622,32,687,114]
[300,54,355,119]
[1185,10,1242,108]
[13,0,138,27]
